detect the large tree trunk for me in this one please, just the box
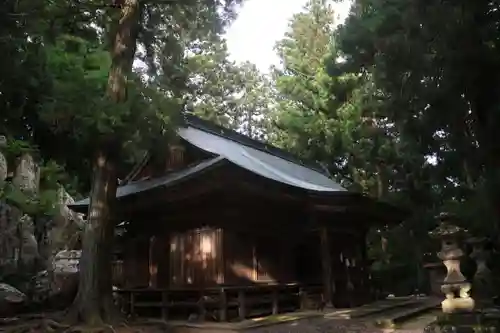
[71,148,118,325]
[71,0,140,325]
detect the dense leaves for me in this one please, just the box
[3,0,500,304]
[338,0,500,222]
[184,37,274,139]
[264,0,500,293]
[1,0,245,325]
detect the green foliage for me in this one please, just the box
[265,0,500,292]
[0,183,58,217]
[1,0,246,195]
[337,0,500,228]
[185,38,274,139]
[2,139,37,159]
[0,138,78,217]
[41,33,181,161]
[0,155,70,218]
[4,0,499,299]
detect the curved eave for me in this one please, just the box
[68,156,227,213]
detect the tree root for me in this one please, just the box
[3,318,71,333]
[63,325,116,333]
[2,316,150,333]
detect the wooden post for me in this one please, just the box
[272,288,279,315]
[149,236,158,288]
[299,287,308,310]
[161,290,168,320]
[320,225,333,308]
[130,291,136,317]
[219,288,227,322]
[252,245,258,281]
[238,289,246,320]
[199,290,206,320]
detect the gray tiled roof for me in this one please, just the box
[178,126,345,192]
[70,116,346,210]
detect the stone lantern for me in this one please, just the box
[467,237,493,309]
[429,212,474,313]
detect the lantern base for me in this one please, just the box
[442,297,475,313]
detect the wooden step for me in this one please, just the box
[325,297,424,319]
[371,298,441,329]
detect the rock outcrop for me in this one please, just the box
[0,203,38,275]
[0,283,26,316]
[31,250,81,307]
[0,139,85,313]
[12,153,40,194]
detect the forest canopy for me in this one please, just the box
[1,0,500,320]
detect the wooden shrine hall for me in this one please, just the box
[70,114,407,321]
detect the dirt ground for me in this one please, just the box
[242,317,426,333]
[0,314,431,333]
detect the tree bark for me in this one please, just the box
[70,0,140,325]
[106,0,141,103]
[71,148,118,325]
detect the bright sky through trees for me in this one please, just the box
[224,0,352,72]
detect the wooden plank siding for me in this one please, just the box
[122,236,150,288]
[169,227,224,287]
[116,226,307,289]
[111,225,374,322]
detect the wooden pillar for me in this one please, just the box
[272,287,279,314]
[299,287,308,310]
[161,290,168,320]
[320,225,333,308]
[238,290,246,320]
[359,229,371,304]
[149,236,158,288]
[219,288,227,322]
[130,292,136,318]
[127,236,150,287]
[156,233,170,288]
[199,290,206,320]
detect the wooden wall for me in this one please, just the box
[150,234,170,287]
[330,230,371,307]
[119,226,305,288]
[117,224,371,309]
[167,227,299,287]
[223,230,297,285]
[122,236,150,288]
[294,232,322,283]
[169,227,224,287]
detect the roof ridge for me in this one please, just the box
[183,113,329,176]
